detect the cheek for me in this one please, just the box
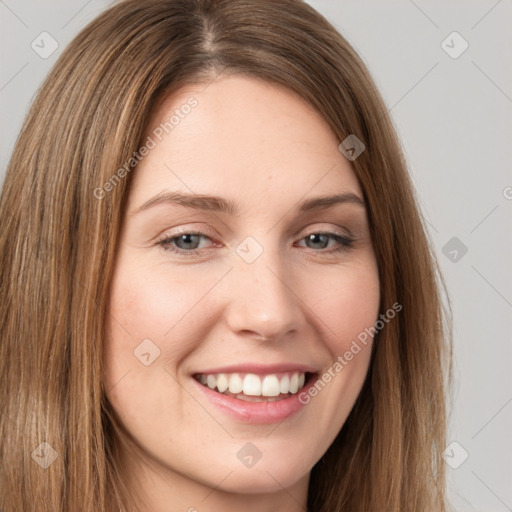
[296,262,379,438]
[102,259,229,390]
[310,260,380,354]
[106,260,227,344]
[301,259,379,411]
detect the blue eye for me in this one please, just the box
[157,230,354,256]
[157,231,212,256]
[298,232,354,252]
[168,233,205,251]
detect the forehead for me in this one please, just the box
[128,75,362,211]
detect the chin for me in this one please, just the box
[212,464,309,495]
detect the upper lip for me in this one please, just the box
[193,363,319,375]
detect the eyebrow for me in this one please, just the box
[131,191,365,216]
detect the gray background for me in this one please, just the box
[1,1,511,510]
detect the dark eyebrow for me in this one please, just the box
[131,191,365,216]
[298,193,365,212]
[132,192,238,216]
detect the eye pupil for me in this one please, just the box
[307,233,329,249]
[176,234,200,250]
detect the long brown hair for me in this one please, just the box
[0,0,452,510]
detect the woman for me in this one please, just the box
[0,0,451,510]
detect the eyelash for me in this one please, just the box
[156,229,355,257]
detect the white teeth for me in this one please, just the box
[216,373,229,393]
[228,373,243,394]
[279,374,290,394]
[261,375,280,397]
[206,374,216,390]
[289,372,299,393]
[197,371,308,398]
[243,374,261,396]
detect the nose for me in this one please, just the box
[223,248,304,342]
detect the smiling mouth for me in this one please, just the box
[193,371,314,403]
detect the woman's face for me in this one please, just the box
[104,75,380,505]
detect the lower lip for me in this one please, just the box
[193,377,315,424]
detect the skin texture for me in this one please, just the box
[103,74,380,512]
